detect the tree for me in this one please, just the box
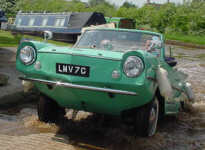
[0,0,18,17]
[16,0,69,12]
[88,0,113,7]
[121,2,137,8]
[88,0,104,6]
[192,0,205,2]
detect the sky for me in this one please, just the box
[80,0,184,7]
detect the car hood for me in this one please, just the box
[26,45,147,84]
[38,46,124,61]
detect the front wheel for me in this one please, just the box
[37,94,66,123]
[135,97,159,137]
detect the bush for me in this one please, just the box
[10,0,205,36]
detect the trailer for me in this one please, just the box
[105,17,136,29]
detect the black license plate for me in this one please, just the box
[56,63,90,77]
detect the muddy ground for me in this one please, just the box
[0,46,205,150]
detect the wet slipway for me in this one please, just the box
[0,46,204,150]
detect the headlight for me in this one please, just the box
[123,56,144,78]
[19,46,36,65]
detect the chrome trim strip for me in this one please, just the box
[19,77,137,96]
[38,51,122,61]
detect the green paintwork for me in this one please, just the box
[16,28,188,116]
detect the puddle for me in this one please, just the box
[23,115,59,133]
[0,113,38,136]
[172,45,205,103]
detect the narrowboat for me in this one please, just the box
[11,11,106,42]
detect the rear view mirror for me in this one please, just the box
[43,31,53,41]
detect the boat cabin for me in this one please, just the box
[12,11,106,42]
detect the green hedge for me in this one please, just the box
[13,0,205,36]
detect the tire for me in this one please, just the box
[134,97,159,137]
[37,94,65,123]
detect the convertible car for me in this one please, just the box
[16,28,194,137]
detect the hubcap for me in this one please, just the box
[148,98,159,136]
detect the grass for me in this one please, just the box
[1,30,205,48]
[196,54,205,59]
[165,32,205,46]
[0,30,20,47]
[0,30,72,47]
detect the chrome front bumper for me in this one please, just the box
[19,77,137,96]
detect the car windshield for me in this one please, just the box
[75,30,162,55]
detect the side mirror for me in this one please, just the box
[43,31,53,41]
[165,57,177,67]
